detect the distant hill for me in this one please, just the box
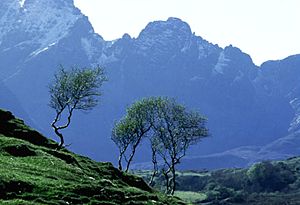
[0,108,184,204]
[1,0,300,169]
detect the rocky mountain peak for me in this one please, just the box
[0,0,82,51]
[0,0,98,83]
[135,18,193,54]
[138,17,192,38]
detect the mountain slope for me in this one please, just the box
[0,0,105,134]
[173,54,300,169]
[1,0,300,169]
[0,82,33,126]
[0,109,184,205]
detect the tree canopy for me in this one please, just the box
[111,97,208,194]
[49,65,106,148]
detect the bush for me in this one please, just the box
[211,169,248,190]
[177,175,209,191]
[228,190,246,203]
[247,161,296,192]
[203,185,234,202]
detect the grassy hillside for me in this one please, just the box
[0,109,185,205]
[136,157,300,205]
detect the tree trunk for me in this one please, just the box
[53,126,64,149]
[170,164,176,195]
[125,136,142,172]
[125,126,152,172]
[125,148,136,172]
[148,149,158,186]
[118,152,123,171]
[162,168,171,194]
[51,107,75,150]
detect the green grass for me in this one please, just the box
[177,171,210,177]
[0,109,185,205]
[174,191,207,204]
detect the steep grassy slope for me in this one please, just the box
[0,109,185,205]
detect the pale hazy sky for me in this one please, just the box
[74,0,300,65]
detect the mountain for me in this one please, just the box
[175,54,300,169]
[254,54,300,159]
[1,0,300,169]
[0,0,104,126]
[0,108,184,204]
[0,0,108,157]
[0,81,33,125]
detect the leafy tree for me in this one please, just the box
[112,117,140,171]
[151,98,208,195]
[111,98,156,172]
[112,97,208,195]
[49,65,106,148]
[247,161,296,192]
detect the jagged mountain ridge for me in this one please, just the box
[103,18,294,157]
[0,0,299,169]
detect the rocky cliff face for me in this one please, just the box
[1,0,300,169]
